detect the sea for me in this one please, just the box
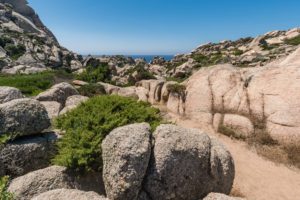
[86,55,174,63]
[129,55,174,63]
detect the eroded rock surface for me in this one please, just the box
[102,123,151,200]
[0,98,50,137]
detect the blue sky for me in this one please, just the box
[28,0,300,55]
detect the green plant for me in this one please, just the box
[0,176,14,200]
[0,36,13,48]
[0,70,73,96]
[285,35,300,46]
[5,44,26,60]
[52,95,162,173]
[167,83,186,96]
[76,63,112,83]
[218,125,246,140]
[78,83,106,97]
[233,49,244,56]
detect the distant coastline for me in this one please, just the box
[85,55,174,63]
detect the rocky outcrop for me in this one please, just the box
[0,98,50,137]
[31,189,108,200]
[102,123,151,200]
[36,82,79,105]
[0,1,82,73]
[8,166,77,200]
[0,132,58,177]
[0,86,23,103]
[102,123,235,200]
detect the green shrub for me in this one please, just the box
[191,52,226,67]
[167,83,186,96]
[5,44,26,60]
[233,49,244,56]
[285,35,300,46]
[126,64,156,86]
[0,70,73,96]
[218,125,246,140]
[0,176,14,200]
[52,95,162,173]
[78,83,106,97]
[0,37,13,48]
[76,63,112,83]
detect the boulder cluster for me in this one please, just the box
[0,83,88,177]
[3,123,236,200]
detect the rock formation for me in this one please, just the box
[102,123,235,200]
[0,1,82,74]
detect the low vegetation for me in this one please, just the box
[218,125,246,140]
[219,125,300,168]
[126,64,156,86]
[167,83,186,96]
[0,35,26,60]
[285,35,300,46]
[191,52,227,67]
[76,63,112,83]
[78,83,106,97]
[0,176,14,200]
[52,95,162,174]
[0,70,73,96]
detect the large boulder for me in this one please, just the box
[31,189,108,200]
[8,166,76,200]
[0,86,23,104]
[184,50,300,145]
[36,82,79,105]
[59,95,89,115]
[40,101,62,119]
[144,124,235,200]
[0,98,50,137]
[102,123,152,200]
[0,132,58,177]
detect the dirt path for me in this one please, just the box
[165,113,300,200]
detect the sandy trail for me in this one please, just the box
[165,113,300,200]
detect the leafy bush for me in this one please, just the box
[233,49,244,56]
[52,95,162,173]
[0,70,73,96]
[126,63,156,86]
[285,35,300,46]
[78,83,106,97]
[191,52,226,67]
[167,83,186,96]
[0,176,14,200]
[0,36,13,48]
[76,63,112,83]
[5,44,26,60]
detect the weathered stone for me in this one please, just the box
[102,123,151,200]
[144,124,234,200]
[8,166,76,200]
[36,82,79,105]
[0,86,23,104]
[203,193,245,200]
[0,132,58,177]
[31,189,108,200]
[40,101,62,119]
[59,95,88,115]
[0,98,50,137]
[223,114,254,138]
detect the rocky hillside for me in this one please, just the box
[79,28,300,86]
[0,0,82,74]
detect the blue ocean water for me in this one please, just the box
[130,55,174,63]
